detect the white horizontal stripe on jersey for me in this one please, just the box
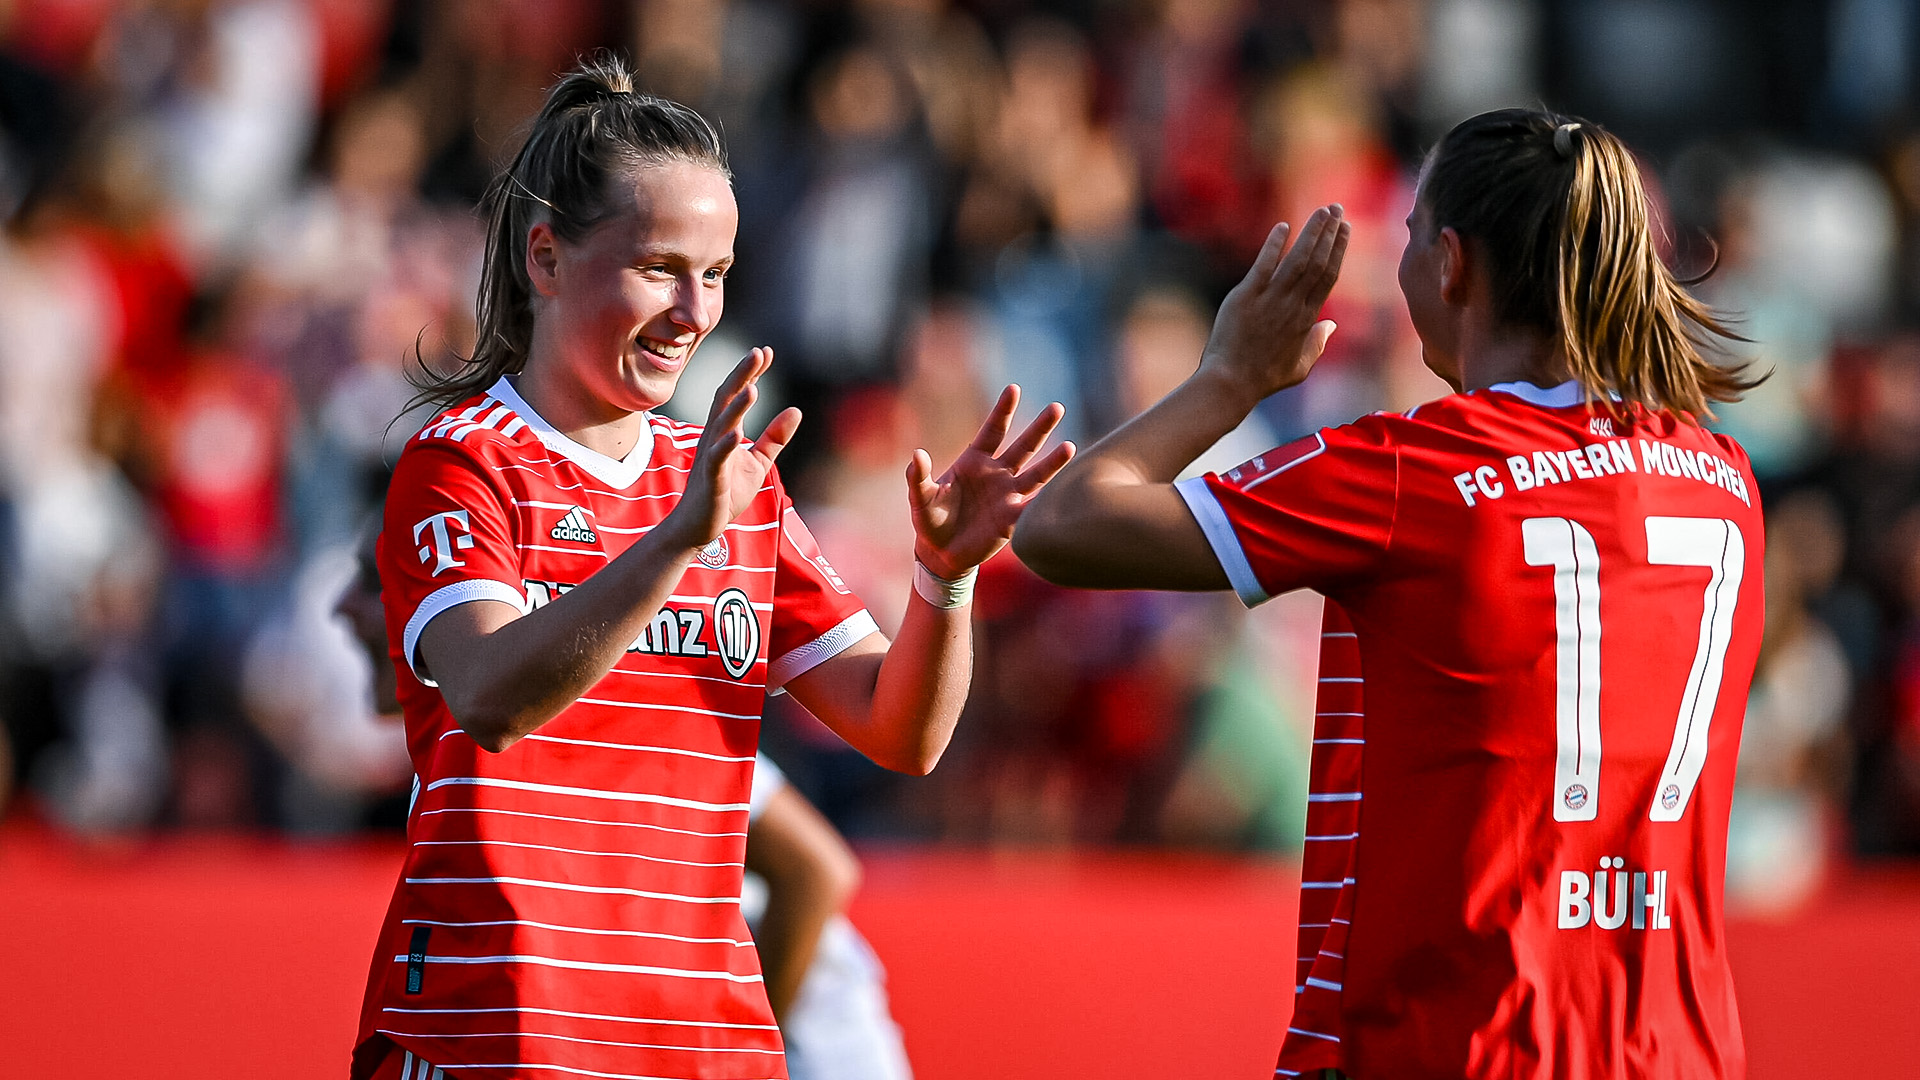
[383,1005,778,1031]
[1313,738,1365,745]
[1288,1023,1341,1040]
[404,875,738,904]
[520,733,756,762]
[573,699,763,721]
[377,1029,781,1056]
[1316,712,1364,718]
[516,500,596,515]
[1319,677,1363,683]
[1301,879,1357,889]
[723,518,782,532]
[519,543,611,558]
[404,579,530,685]
[605,667,769,688]
[1307,792,1362,802]
[1298,923,1330,929]
[401,917,755,948]
[412,839,744,870]
[425,776,750,812]
[1321,631,1358,638]
[1331,918,1351,925]
[435,1063,780,1080]
[1174,476,1269,606]
[493,466,681,498]
[415,807,746,839]
[1319,949,1344,959]
[590,522,655,535]
[769,610,882,689]
[390,952,762,982]
[1304,833,1360,842]
[666,593,774,612]
[1277,1069,1303,1077]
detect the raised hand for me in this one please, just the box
[1201,204,1351,401]
[667,347,801,549]
[908,385,1075,580]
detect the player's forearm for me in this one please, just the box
[430,522,706,751]
[1014,368,1253,585]
[867,595,973,773]
[815,598,972,776]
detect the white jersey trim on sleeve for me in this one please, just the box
[1175,475,1270,607]
[403,578,529,685]
[768,610,881,690]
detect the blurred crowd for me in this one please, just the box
[2,0,1920,912]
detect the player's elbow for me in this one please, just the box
[1011,495,1081,585]
[444,694,522,754]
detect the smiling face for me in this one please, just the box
[527,158,738,415]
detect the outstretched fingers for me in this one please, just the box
[1275,206,1336,286]
[1247,221,1293,290]
[706,347,771,423]
[995,401,1066,472]
[750,406,803,464]
[967,384,1021,456]
[1014,439,1077,496]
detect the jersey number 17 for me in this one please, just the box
[1522,516,1745,824]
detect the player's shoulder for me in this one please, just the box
[407,389,540,461]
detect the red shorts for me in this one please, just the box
[368,1043,448,1080]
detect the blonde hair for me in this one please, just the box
[1421,109,1757,420]
[409,53,729,413]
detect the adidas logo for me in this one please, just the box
[550,507,598,544]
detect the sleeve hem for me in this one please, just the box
[401,578,529,686]
[1175,476,1270,608]
[767,610,881,690]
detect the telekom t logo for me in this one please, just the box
[414,510,475,576]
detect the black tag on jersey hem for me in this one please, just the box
[405,926,431,994]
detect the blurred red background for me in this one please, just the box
[4,825,1915,1079]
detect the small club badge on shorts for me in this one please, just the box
[697,536,728,569]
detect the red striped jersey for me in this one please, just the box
[1276,600,1362,1078]
[1178,381,1763,1080]
[353,378,876,1080]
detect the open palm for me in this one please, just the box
[909,385,1076,580]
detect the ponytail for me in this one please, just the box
[408,52,729,414]
[1421,109,1757,420]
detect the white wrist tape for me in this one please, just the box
[913,561,977,609]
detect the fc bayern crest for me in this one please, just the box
[696,536,728,569]
[712,588,759,679]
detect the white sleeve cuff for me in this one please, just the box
[1175,476,1270,608]
[402,578,529,685]
[768,610,881,690]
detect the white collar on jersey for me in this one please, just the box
[1482,379,1585,408]
[488,376,656,489]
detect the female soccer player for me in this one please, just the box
[352,57,1070,1080]
[1016,109,1764,1079]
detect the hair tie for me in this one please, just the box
[1553,122,1582,159]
